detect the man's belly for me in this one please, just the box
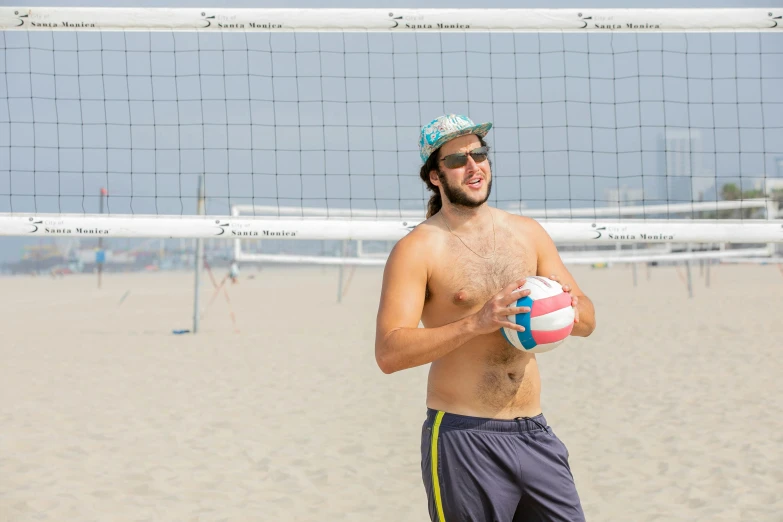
[425,331,542,419]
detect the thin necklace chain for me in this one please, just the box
[442,208,496,259]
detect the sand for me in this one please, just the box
[1,262,781,521]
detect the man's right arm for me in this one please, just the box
[375,232,478,374]
[374,231,529,374]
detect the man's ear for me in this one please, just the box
[429,169,441,188]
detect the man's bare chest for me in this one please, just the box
[427,238,536,312]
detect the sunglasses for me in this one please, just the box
[439,146,490,169]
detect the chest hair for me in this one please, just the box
[440,235,533,309]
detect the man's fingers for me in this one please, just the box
[502,289,530,306]
[497,278,529,305]
[501,322,525,332]
[505,278,527,295]
[549,274,572,293]
[504,278,527,295]
[507,306,531,316]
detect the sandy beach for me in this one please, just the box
[1,263,781,521]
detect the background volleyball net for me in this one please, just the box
[1,8,782,257]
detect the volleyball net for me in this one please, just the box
[1,8,782,250]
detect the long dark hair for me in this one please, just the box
[419,135,489,218]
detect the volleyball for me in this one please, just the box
[501,276,575,354]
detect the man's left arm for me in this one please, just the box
[529,219,596,337]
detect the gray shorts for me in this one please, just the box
[421,409,585,522]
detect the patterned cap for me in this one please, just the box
[419,114,493,163]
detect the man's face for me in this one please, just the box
[430,134,492,209]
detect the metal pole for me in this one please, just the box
[704,243,711,288]
[193,175,205,334]
[686,243,693,299]
[337,239,348,303]
[97,187,106,288]
[706,257,711,288]
[767,199,777,257]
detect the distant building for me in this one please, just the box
[605,186,644,206]
[654,129,704,204]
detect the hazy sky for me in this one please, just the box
[1,1,781,262]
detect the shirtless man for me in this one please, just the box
[375,114,596,522]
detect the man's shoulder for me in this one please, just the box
[382,219,439,283]
[496,209,544,232]
[395,218,441,251]
[389,217,441,261]
[495,210,552,255]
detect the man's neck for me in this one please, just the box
[440,203,493,233]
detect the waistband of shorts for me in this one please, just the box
[426,408,549,433]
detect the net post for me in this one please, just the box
[97,187,106,289]
[193,175,205,334]
[686,244,694,299]
[337,239,348,303]
[767,199,778,258]
[231,206,242,269]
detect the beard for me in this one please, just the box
[438,170,492,209]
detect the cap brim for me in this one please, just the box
[426,122,493,159]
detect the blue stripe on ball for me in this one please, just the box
[500,327,511,346]
[514,296,536,350]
